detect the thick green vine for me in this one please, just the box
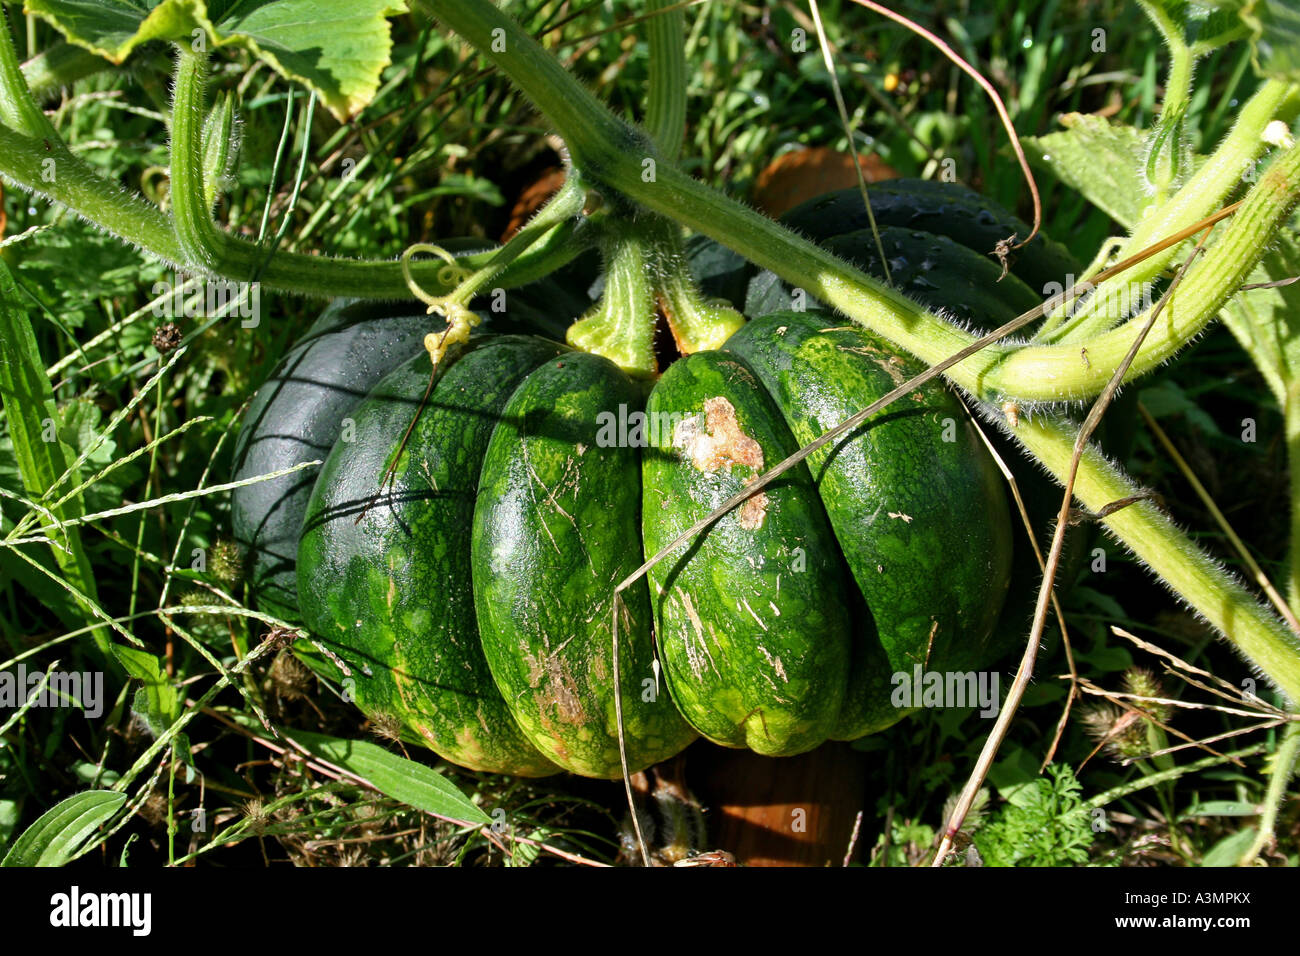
[1039,79,1299,345]
[0,29,585,299]
[417,0,1300,403]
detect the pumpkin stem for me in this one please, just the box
[648,219,745,355]
[566,223,660,377]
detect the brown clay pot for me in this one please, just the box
[500,166,567,242]
[695,741,869,867]
[752,146,898,219]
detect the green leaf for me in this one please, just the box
[1201,827,1257,865]
[25,0,409,120]
[1140,0,1250,52]
[112,645,181,729]
[0,259,106,655]
[201,89,238,208]
[1024,115,1151,230]
[1183,800,1260,816]
[1,790,125,866]
[1219,231,1300,409]
[221,713,489,824]
[1138,379,1225,437]
[987,745,1041,807]
[974,764,1094,866]
[111,647,190,764]
[56,398,142,515]
[1074,639,1135,673]
[69,762,122,788]
[1069,586,1130,624]
[1020,682,1067,706]
[1242,0,1300,82]
[119,832,138,866]
[0,799,19,848]
[285,727,489,825]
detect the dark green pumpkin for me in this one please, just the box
[725,312,1014,737]
[777,178,1077,293]
[231,299,432,622]
[472,353,697,777]
[641,350,853,755]
[230,182,1071,778]
[745,224,1041,328]
[297,336,567,775]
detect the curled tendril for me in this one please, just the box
[400,242,474,308]
[400,242,481,365]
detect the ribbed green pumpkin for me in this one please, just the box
[231,184,1064,777]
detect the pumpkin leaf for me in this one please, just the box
[1023,115,1150,230]
[1,790,125,866]
[1139,0,1250,54]
[24,0,409,120]
[1218,232,1300,409]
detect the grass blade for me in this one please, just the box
[0,259,109,659]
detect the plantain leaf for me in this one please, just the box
[283,727,490,825]
[1,790,125,866]
[221,712,490,824]
[1183,800,1261,816]
[1201,827,1258,865]
[24,0,409,120]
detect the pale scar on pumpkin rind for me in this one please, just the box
[671,396,768,529]
[522,646,587,726]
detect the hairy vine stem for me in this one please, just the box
[170,45,223,270]
[645,0,687,161]
[0,116,581,297]
[0,15,583,300]
[1040,79,1299,344]
[935,227,1214,867]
